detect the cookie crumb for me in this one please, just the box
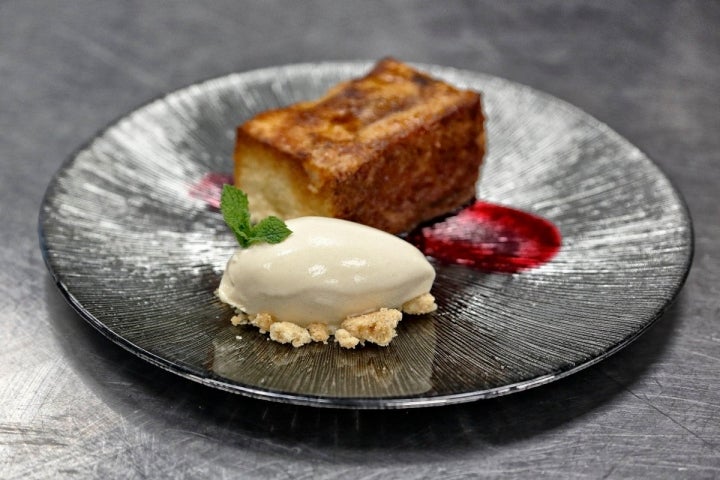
[269,322,312,347]
[341,308,402,346]
[335,328,360,349]
[307,322,330,343]
[230,314,248,326]
[250,312,274,333]
[402,293,437,314]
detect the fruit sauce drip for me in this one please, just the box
[407,201,561,273]
[188,172,233,209]
[190,173,562,273]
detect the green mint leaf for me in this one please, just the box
[248,216,293,245]
[219,184,292,248]
[220,184,251,234]
[232,229,251,249]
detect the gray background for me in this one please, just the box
[2,1,718,478]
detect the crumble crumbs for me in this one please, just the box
[334,328,360,349]
[269,321,312,347]
[230,292,435,348]
[250,312,274,333]
[401,293,437,315]
[307,322,330,343]
[340,308,402,347]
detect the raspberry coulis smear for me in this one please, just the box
[188,172,233,209]
[407,201,561,273]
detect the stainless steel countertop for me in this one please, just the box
[2,1,718,478]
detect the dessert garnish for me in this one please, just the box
[220,184,292,248]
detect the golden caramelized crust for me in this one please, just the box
[234,57,485,233]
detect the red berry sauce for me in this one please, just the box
[188,172,233,209]
[408,201,561,273]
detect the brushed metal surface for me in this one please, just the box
[2,1,719,478]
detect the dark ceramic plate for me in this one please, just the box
[39,62,692,408]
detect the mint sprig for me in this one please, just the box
[220,184,292,248]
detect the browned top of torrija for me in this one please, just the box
[238,57,482,187]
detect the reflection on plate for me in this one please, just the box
[39,62,692,408]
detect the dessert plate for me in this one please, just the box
[39,62,692,408]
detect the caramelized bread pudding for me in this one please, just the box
[234,58,486,234]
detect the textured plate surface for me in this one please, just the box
[39,62,692,408]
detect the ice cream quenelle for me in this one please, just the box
[215,184,437,349]
[218,216,437,348]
